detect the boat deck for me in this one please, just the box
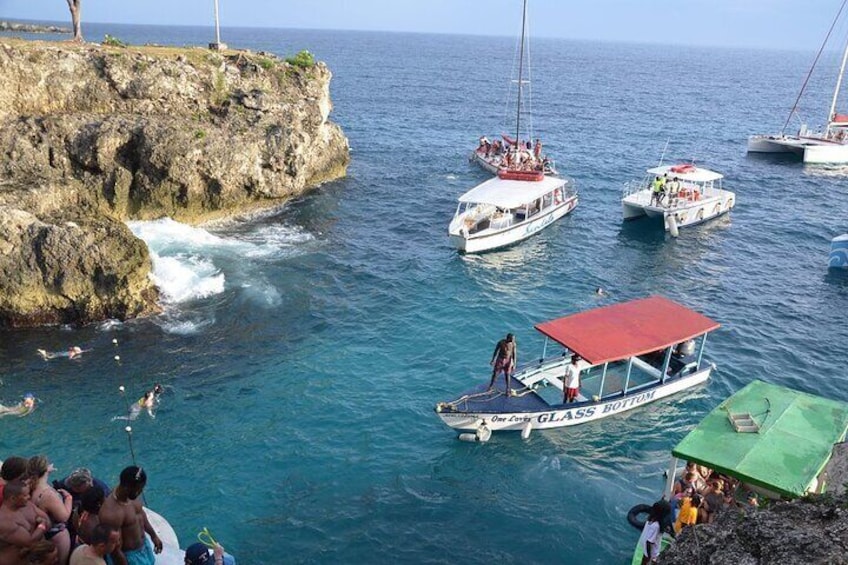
[445,352,699,414]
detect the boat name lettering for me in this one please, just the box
[601,390,656,414]
[489,414,534,423]
[537,406,596,424]
[524,213,555,236]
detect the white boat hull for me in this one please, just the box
[621,189,734,231]
[747,134,848,164]
[450,196,577,253]
[469,150,502,174]
[436,366,711,432]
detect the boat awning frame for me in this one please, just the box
[671,380,848,498]
[533,296,720,365]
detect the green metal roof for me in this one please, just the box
[672,380,848,497]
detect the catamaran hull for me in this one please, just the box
[450,196,578,253]
[436,367,711,432]
[747,135,848,164]
[622,190,734,231]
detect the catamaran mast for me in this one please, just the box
[828,34,848,127]
[514,0,528,148]
[782,0,847,135]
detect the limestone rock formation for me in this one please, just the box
[0,38,349,327]
[659,493,848,564]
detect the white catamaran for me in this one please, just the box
[621,163,735,235]
[747,0,848,163]
[435,296,720,438]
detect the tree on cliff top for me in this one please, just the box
[66,0,82,41]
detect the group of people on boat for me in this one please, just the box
[0,457,234,565]
[476,136,551,174]
[650,174,695,207]
[637,461,757,564]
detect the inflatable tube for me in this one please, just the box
[627,503,652,531]
[498,168,544,182]
[670,164,696,174]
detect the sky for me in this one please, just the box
[0,0,846,50]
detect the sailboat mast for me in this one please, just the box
[828,35,848,127]
[514,0,528,147]
[782,0,847,135]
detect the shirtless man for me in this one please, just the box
[489,333,517,395]
[0,481,51,565]
[98,467,162,565]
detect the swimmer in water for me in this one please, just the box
[0,393,37,418]
[38,346,89,360]
[595,287,607,297]
[114,384,164,421]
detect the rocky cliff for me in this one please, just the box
[659,493,848,564]
[0,38,349,327]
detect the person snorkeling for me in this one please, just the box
[0,392,37,418]
[114,384,164,421]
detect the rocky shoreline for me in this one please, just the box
[0,20,70,34]
[659,492,848,564]
[0,38,349,327]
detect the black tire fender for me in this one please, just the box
[627,503,652,531]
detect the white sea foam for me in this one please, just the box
[148,252,225,303]
[127,217,308,326]
[97,319,124,331]
[152,316,214,335]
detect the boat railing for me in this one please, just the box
[622,180,649,198]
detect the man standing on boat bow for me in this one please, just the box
[489,333,517,396]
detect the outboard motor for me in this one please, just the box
[676,339,695,357]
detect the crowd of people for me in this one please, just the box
[476,136,551,173]
[638,461,759,564]
[0,457,233,565]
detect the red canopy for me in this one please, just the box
[534,296,720,365]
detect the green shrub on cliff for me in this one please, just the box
[103,34,128,48]
[286,50,315,68]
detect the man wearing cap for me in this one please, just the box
[489,333,517,395]
[184,542,236,565]
[99,466,162,565]
[53,467,110,542]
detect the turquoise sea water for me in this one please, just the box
[2,22,848,564]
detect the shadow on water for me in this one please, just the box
[617,218,666,245]
[744,151,802,166]
[823,268,848,287]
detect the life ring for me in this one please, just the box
[670,164,696,174]
[627,504,652,531]
[696,208,704,221]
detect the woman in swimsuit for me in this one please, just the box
[27,456,72,565]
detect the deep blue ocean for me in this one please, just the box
[2,21,848,564]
